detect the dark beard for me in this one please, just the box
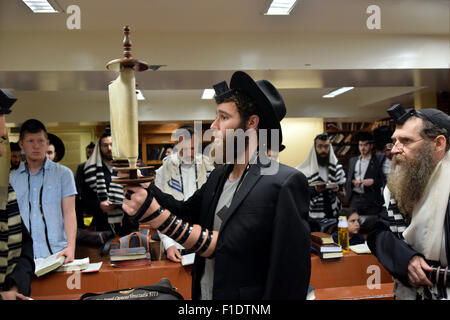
[316,152,329,167]
[102,152,113,161]
[387,142,436,216]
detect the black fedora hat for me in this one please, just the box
[229,71,286,148]
[48,133,65,162]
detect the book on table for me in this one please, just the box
[110,246,148,262]
[110,254,151,268]
[34,251,66,277]
[311,232,334,245]
[311,247,343,259]
[349,242,371,254]
[311,241,342,253]
[57,257,90,272]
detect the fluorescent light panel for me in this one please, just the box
[265,0,298,15]
[22,0,58,13]
[323,87,354,98]
[136,90,145,100]
[201,89,215,100]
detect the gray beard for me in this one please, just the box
[387,142,436,216]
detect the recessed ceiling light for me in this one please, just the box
[22,0,58,13]
[201,89,215,100]
[323,87,354,98]
[265,0,298,15]
[136,90,145,101]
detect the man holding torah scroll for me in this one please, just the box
[122,71,311,300]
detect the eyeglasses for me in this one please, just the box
[391,138,424,152]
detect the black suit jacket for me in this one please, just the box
[344,155,384,206]
[150,160,311,300]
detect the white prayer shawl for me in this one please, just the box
[393,151,450,300]
[296,145,346,218]
[160,153,215,201]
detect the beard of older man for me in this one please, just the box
[387,141,436,216]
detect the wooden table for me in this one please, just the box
[310,251,394,300]
[30,248,394,300]
[30,260,192,300]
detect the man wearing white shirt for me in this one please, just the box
[154,125,214,262]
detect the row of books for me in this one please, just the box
[326,122,373,131]
[334,145,352,156]
[328,133,353,145]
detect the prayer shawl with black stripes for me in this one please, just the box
[296,145,346,219]
[0,185,22,289]
[83,139,124,229]
[383,151,450,300]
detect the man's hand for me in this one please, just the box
[0,290,29,300]
[408,255,433,288]
[362,178,374,187]
[100,200,115,213]
[57,245,75,264]
[0,287,31,300]
[166,246,182,263]
[314,185,326,193]
[122,186,160,219]
[352,179,361,188]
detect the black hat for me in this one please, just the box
[228,71,286,148]
[417,108,450,134]
[357,131,374,143]
[48,133,65,162]
[373,125,393,144]
[0,89,17,115]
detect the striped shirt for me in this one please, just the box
[0,184,23,288]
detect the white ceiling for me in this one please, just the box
[0,0,449,125]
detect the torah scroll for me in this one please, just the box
[108,68,139,169]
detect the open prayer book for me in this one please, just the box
[34,251,65,277]
[56,258,103,273]
[349,242,371,254]
[57,257,90,272]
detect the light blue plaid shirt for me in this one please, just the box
[10,159,77,259]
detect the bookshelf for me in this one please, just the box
[324,121,375,171]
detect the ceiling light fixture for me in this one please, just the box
[265,0,298,15]
[323,87,354,98]
[22,0,58,13]
[201,89,215,100]
[136,90,145,101]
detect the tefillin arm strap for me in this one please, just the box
[131,188,217,258]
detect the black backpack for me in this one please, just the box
[79,278,184,300]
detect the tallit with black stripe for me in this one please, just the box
[83,139,124,228]
[296,145,346,219]
[0,185,22,289]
